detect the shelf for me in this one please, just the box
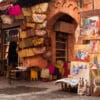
[3,44,10,46]
[79,36,100,40]
[56,57,65,58]
[56,41,65,44]
[56,49,65,51]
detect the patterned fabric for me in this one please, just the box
[22,7,32,16]
[32,13,47,23]
[18,48,35,57]
[41,68,50,78]
[8,4,22,16]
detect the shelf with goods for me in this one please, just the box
[72,40,100,94]
[18,2,50,70]
[2,27,20,71]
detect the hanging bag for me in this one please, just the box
[8,4,22,16]
[1,14,13,24]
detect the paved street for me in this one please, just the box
[0,78,99,100]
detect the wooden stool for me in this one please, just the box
[30,69,38,81]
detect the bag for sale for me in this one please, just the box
[36,20,47,29]
[18,48,35,57]
[26,28,35,37]
[31,3,48,13]
[32,13,47,23]
[22,7,32,16]
[8,4,22,16]
[1,14,13,25]
[33,47,46,54]
[26,23,35,29]
[41,68,50,78]
[25,16,33,22]
[20,23,26,30]
[19,37,34,48]
[0,4,11,10]
[32,37,44,46]
[35,30,47,36]
[19,31,27,39]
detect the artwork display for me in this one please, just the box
[70,61,90,85]
[80,16,100,39]
[74,44,90,62]
[90,54,100,70]
[90,40,100,53]
[68,14,100,95]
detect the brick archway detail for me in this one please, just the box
[47,0,80,30]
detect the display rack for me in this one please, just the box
[2,26,19,72]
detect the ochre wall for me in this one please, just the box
[80,0,100,11]
[47,0,80,64]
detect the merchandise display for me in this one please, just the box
[73,16,100,95]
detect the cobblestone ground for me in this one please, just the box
[0,78,99,100]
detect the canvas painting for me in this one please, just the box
[90,54,100,70]
[80,16,100,39]
[70,61,90,83]
[74,44,90,62]
[90,54,100,64]
[90,40,100,53]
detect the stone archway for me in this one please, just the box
[46,0,80,64]
[47,0,80,30]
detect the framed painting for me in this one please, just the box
[80,16,100,39]
[90,54,100,70]
[74,44,90,62]
[70,61,90,83]
[89,40,100,53]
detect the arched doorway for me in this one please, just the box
[54,14,77,63]
[50,13,77,64]
[46,0,80,64]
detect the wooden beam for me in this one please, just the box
[54,21,75,34]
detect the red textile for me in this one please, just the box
[63,62,69,77]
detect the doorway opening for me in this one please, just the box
[54,14,77,63]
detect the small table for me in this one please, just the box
[55,78,79,91]
[8,68,30,84]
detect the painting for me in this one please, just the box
[70,61,90,83]
[80,16,100,39]
[90,54,100,70]
[89,40,100,53]
[74,44,90,62]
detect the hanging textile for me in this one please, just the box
[8,41,18,67]
[8,4,22,16]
